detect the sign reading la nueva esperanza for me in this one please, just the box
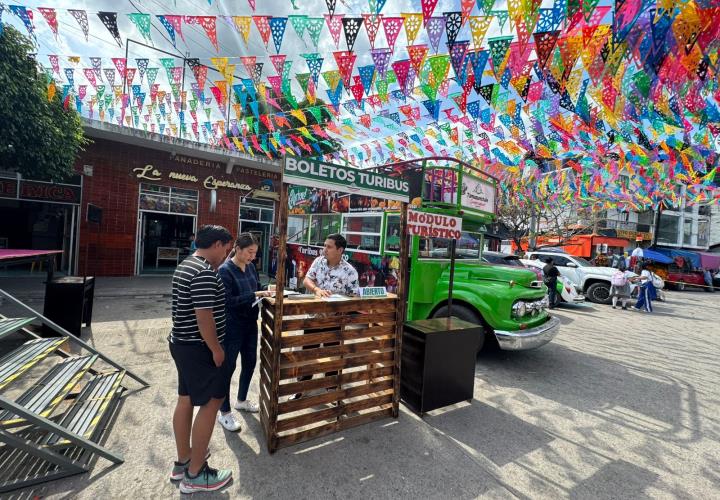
[284,158,409,202]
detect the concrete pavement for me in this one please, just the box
[1,286,719,499]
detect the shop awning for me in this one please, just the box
[640,249,673,264]
[652,247,701,268]
[696,252,720,269]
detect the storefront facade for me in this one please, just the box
[75,127,281,276]
[0,176,83,274]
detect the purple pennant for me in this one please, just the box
[426,17,445,53]
[371,48,392,78]
[448,40,470,82]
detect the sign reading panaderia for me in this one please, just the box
[284,158,409,202]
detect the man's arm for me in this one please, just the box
[195,308,224,367]
[304,258,331,297]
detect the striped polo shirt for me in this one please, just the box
[170,255,226,344]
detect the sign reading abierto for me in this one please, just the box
[407,210,463,239]
[359,287,388,298]
[284,158,409,202]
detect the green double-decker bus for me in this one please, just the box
[285,159,559,351]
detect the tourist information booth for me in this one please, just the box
[259,159,410,453]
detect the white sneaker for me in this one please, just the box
[234,400,260,413]
[217,413,242,432]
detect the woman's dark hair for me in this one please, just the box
[235,232,259,250]
[195,225,232,249]
[326,233,347,251]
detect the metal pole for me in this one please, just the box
[447,239,457,323]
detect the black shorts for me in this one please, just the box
[169,341,228,406]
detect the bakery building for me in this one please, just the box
[0,120,282,277]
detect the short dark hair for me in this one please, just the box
[326,233,347,251]
[195,225,232,249]
[544,257,554,264]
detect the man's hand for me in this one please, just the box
[212,347,225,367]
[315,288,332,298]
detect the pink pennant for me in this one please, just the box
[325,14,344,48]
[252,16,272,47]
[363,14,382,49]
[185,16,219,52]
[267,75,282,97]
[391,59,411,90]
[37,8,59,38]
[461,0,475,25]
[382,17,404,52]
[240,56,256,77]
[48,55,60,76]
[248,0,256,10]
[192,65,208,91]
[125,68,137,84]
[165,15,185,42]
[112,57,127,79]
[269,54,286,75]
[421,0,439,26]
[83,68,97,88]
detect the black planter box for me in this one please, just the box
[400,317,482,415]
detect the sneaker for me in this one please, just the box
[179,462,232,494]
[289,393,303,401]
[169,450,211,481]
[217,412,242,432]
[612,306,616,309]
[234,400,260,413]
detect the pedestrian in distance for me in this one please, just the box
[168,225,234,493]
[216,233,273,432]
[610,267,632,310]
[703,268,715,292]
[542,257,560,309]
[634,262,656,313]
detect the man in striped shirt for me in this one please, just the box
[168,225,234,494]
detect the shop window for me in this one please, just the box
[287,215,310,244]
[683,218,693,245]
[240,206,261,221]
[656,213,680,245]
[260,209,274,222]
[342,214,382,253]
[309,214,341,246]
[140,183,197,215]
[384,215,401,253]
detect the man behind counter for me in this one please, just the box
[303,233,359,297]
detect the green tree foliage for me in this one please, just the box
[0,26,87,181]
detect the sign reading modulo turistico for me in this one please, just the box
[283,158,409,202]
[407,210,463,239]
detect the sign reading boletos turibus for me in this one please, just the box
[283,158,410,202]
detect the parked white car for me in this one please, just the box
[525,251,637,304]
[521,259,585,304]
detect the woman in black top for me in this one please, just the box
[216,233,271,432]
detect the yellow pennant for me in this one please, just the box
[469,16,492,48]
[211,57,228,75]
[233,17,252,47]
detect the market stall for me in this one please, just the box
[259,158,410,453]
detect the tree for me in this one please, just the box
[0,27,87,181]
[495,202,534,253]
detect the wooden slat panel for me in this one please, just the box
[260,322,274,343]
[279,351,394,380]
[281,312,396,331]
[281,298,397,316]
[276,407,393,450]
[260,308,275,330]
[280,324,394,348]
[277,406,340,432]
[278,378,394,415]
[280,338,395,364]
[344,393,393,414]
[278,365,394,396]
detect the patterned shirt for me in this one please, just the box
[306,256,359,295]
[170,255,226,344]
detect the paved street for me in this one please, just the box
[1,282,719,499]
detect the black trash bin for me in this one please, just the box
[43,276,95,337]
[400,317,482,415]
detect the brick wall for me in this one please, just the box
[76,137,278,276]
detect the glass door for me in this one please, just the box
[239,200,275,274]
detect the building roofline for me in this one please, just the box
[81,118,282,174]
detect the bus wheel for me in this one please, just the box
[431,305,486,352]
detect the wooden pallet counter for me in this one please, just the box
[259,294,401,453]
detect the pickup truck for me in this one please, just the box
[526,251,624,304]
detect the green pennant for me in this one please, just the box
[487,36,513,79]
[127,13,152,43]
[376,78,388,100]
[189,99,198,112]
[632,70,651,98]
[322,70,341,90]
[205,108,212,120]
[282,61,294,81]
[421,83,437,101]
[96,85,105,100]
[296,72,311,93]
[481,0,495,15]
[428,55,450,87]
[386,70,397,84]
[308,105,323,123]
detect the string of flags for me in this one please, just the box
[2,0,719,210]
